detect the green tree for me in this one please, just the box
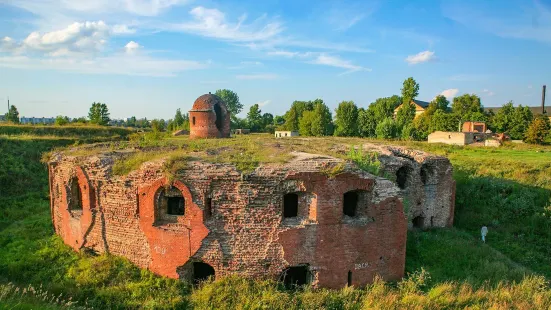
[6,105,19,123]
[214,89,242,115]
[401,77,420,105]
[283,100,315,131]
[491,102,514,133]
[430,110,460,132]
[298,110,316,136]
[370,96,402,122]
[334,101,358,137]
[395,102,416,131]
[247,104,263,132]
[173,109,186,128]
[150,119,166,132]
[524,116,550,144]
[452,94,482,120]
[55,115,70,126]
[88,102,110,126]
[126,116,137,127]
[358,108,377,138]
[401,123,416,140]
[375,117,397,139]
[432,95,450,111]
[261,113,274,133]
[509,106,533,140]
[310,102,333,136]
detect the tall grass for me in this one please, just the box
[1,134,551,308]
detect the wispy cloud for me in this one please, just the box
[440,88,459,98]
[0,53,209,77]
[236,74,278,80]
[405,50,435,64]
[256,100,271,107]
[160,7,283,42]
[0,21,208,77]
[481,89,495,96]
[308,54,370,75]
[321,0,379,31]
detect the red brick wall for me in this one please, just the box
[49,155,407,288]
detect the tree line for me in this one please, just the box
[4,80,550,144]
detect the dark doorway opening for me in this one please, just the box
[283,193,299,218]
[347,270,352,286]
[167,196,185,215]
[193,262,215,285]
[420,164,434,185]
[396,167,410,189]
[412,216,424,228]
[205,197,212,218]
[69,178,83,211]
[214,103,223,131]
[343,191,359,217]
[279,265,311,288]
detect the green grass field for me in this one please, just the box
[1,131,550,308]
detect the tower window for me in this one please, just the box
[167,197,185,215]
[192,116,196,125]
[343,191,359,217]
[396,166,411,189]
[214,103,223,131]
[69,177,83,211]
[283,193,299,218]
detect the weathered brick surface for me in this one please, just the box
[189,94,231,139]
[48,146,453,288]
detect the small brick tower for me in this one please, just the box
[189,93,231,139]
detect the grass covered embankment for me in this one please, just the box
[1,132,550,308]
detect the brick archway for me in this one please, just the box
[59,166,95,250]
[138,178,210,278]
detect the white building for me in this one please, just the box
[274,131,299,138]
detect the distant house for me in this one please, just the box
[393,99,431,118]
[275,131,298,138]
[20,117,55,125]
[0,115,6,123]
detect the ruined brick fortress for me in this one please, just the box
[48,94,455,288]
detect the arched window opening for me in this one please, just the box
[283,193,299,218]
[158,186,185,217]
[420,164,434,185]
[396,166,411,190]
[205,197,213,219]
[213,103,223,131]
[192,116,196,125]
[193,262,215,285]
[279,265,311,289]
[347,271,353,287]
[412,216,424,229]
[343,191,359,217]
[69,177,83,211]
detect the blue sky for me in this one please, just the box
[0,0,550,119]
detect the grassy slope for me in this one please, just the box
[1,132,551,308]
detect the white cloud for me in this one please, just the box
[9,0,188,17]
[0,53,209,77]
[440,88,459,98]
[165,6,283,42]
[236,74,278,80]
[256,100,271,107]
[405,50,435,64]
[481,89,495,96]
[112,24,136,34]
[308,54,370,75]
[124,41,141,54]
